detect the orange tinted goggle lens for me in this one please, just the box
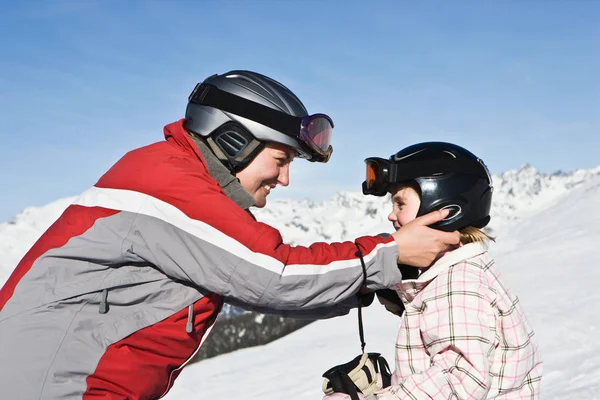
[366,161,379,189]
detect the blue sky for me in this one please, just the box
[0,1,598,222]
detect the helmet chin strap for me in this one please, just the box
[204,135,230,166]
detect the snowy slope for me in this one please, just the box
[0,197,75,285]
[2,165,598,281]
[165,174,600,400]
[1,165,599,398]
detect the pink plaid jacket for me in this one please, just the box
[375,242,542,399]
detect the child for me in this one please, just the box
[323,142,542,399]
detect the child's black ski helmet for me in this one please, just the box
[363,142,493,232]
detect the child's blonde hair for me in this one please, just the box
[459,226,495,245]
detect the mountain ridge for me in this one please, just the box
[2,164,599,283]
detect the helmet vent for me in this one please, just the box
[214,129,249,157]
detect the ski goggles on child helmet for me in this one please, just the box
[188,83,334,162]
[363,156,485,196]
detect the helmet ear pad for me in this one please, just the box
[206,122,265,173]
[414,173,492,232]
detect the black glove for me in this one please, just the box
[357,290,375,307]
[322,353,392,399]
[375,289,405,317]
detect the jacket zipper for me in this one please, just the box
[158,302,223,398]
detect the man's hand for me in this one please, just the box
[391,209,460,267]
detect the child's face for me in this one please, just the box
[388,185,421,231]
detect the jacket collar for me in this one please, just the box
[419,242,487,282]
[163,119,256,210]
[395,242,488,301]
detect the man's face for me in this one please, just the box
[236,142,295,208]
[387,184,421,231]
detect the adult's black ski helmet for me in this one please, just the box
[362,142,493,232]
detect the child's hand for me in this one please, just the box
[391,209,460,267]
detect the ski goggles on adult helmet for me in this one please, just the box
[363,156,487,196]
[188,83,334,162]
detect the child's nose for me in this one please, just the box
[387,211,397,223]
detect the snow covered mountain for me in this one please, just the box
[253,163,600,244]
[2,164,599,285]
[1,164,599,399]
[166,170,600,400]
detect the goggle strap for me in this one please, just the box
[389,158,487,182]
[189,83,300,139]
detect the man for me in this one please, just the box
[0,70,459,399]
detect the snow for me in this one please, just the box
[1,164,599,399]
[0,197,75,285]
[163,173,600,400]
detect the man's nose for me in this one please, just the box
[278,165,290,187]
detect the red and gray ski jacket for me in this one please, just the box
[0,120,402,400]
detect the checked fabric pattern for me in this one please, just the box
[376,243,542,400]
